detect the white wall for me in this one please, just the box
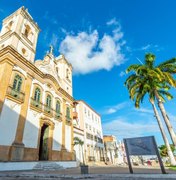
[23,109,40,148]
[73,129,84,163]
[65,125,71,151]
[0,99,20,145]
[52,120,62,151]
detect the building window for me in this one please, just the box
[89,125,91,131]
[34,88,40,102]
[24,25,31,38]
[86,123,88,129]
[66,69,69,79]
[12,74,22,92]
[46,95,52,108]
[66,107,71,119]
[56,100,61,114]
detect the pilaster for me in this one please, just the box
[0,60,14,114]
[61,99,66,150]
[10,74,33,161]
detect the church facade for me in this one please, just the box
[0,7,75,162]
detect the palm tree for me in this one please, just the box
[74,137,85,165]
[126,53,176,146]
[125,53,176,165]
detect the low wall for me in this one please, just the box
[0,161,78,171]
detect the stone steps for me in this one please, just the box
[33,162,64,171]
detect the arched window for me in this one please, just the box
[24,25,31,38]
[34,88,41,102]
[46,95,52,108]
[56,100,60,114]
[66,107,70,118]
[66,69,69,79]
[12,74,22,92]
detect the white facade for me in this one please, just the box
[76,100,104,163]
[0,6,74,162]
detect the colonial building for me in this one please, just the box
[0,7,75,162]
[104,135,126,165]
[74,100,104,164]
[103,135,118,164]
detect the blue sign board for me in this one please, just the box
[124,136,156,155]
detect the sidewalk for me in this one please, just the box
[0,166,176,179]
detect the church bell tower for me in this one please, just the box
[0,6,40,63]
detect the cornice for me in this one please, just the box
[0,46,74,102]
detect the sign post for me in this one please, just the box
[124,138,133,174]
[123,136,166,174]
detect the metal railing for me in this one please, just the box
[6,86,25,102]
[30,98,43,111]
[54,112,62,119]
[44,105,54,116]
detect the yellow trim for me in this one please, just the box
[13,74,33,144]
[0,61,14,113]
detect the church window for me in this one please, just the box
[24,25,31,39]
[46,95,52,108]
[56,100,61,114]
[5,21,13,32]
[66,107,71,119]
[66,69,69,79]
[12,74,22,92]
[21,48,28,56]
[34,88,41,102]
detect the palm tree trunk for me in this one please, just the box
[150,99,176,165]
[154,90,176,146]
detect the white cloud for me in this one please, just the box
[104,102,130,114]
[50,33,59,48]
[135,107,153,114]
[44,11,58,25]
[119,71,126,77]
[141,44,151,50]
[103,117,159,140]
[138,44,162,52]
[106,18,119,26]
[59,18,125,74]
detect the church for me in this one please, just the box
[0,7,76,162]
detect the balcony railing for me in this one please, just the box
[6,86,25,102]
[65,115,72,124]
[54,111,62,120]
[73,111,78,119]
[30,98,43,111]
[44,105,53,117]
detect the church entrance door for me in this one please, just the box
[39,124,49,160]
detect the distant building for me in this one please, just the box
[0,7,75,162]
[104,135,118,164]
[75,100,104,164]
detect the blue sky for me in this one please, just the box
[1,0,176,145]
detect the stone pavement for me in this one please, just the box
[0,165,176,179]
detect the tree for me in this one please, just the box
[74,137,85,165]
[125,53,176,165]
[159,144,175,157]
[126,53,176,146]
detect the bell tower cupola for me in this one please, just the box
[0,6,40,63]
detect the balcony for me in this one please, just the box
[44,105,53,117]
[54,111,62,121]
[73,111,78,119]
[6,86,25,103]
[30,98,42,112]
[65,115,72,125]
